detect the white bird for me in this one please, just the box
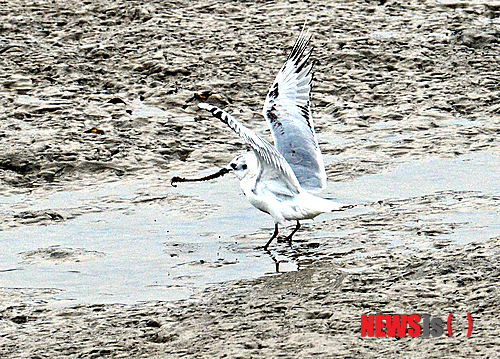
[181,28,351,249]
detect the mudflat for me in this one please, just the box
[1,0,500,358]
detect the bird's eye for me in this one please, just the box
[242,164,247,170]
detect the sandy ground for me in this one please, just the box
[1,0,500,357]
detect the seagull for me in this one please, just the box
[173,27,351,250]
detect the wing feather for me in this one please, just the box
[263,27,327,193]
[198,103,301,195]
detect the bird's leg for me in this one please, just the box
[263,249,281,273]
[263,223,279,250]
[285,220,301,246]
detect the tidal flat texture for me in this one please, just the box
[1,0,500,358]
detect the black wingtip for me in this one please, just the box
[286,27,313,75]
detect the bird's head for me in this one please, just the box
[227,153,258,180]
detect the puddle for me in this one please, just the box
[327,151,500,246]
[329,151,500,201]
[128,98,169,119]
[0,151,499,305]
[0,175,281,305]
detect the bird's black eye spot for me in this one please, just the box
[242,164,247,170]
[231,163,237,169]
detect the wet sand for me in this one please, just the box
[1,0,500,357]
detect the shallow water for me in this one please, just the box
[329,151,500,201]
[0,175,276,305]
[328,151,500,246]
[0,151,499,305]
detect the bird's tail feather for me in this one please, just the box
[302,195,350,215]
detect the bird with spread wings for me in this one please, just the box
[172,27,351,250]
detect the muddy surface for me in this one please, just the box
[1,0,500,357]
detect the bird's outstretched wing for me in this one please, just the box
[198,103,301,196]
[262,27,327,193]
